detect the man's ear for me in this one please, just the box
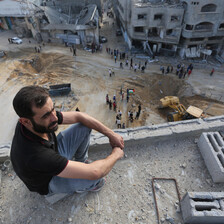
[19,117,32,127]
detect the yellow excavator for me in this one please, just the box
[159,96,204,122]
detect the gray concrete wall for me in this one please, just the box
[90,115,224,151]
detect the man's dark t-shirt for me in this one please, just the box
[10,111,68,195]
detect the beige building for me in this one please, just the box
[114,0,224,58]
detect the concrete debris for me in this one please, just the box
[154,183,161,190]
[0,144,11,163]
[194,138,198,144]
[165,214,174,224]
[1,159,11,172]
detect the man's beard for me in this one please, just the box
[30,118,58,133]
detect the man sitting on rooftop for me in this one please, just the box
[10,86,124,195]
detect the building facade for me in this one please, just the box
[0,0,100,46]
[114,0,224,58]
[180,0,224,58]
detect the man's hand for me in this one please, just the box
[61,111,125,149]
[109,132,124,149]
[111,147,124,159]
[58,147,124,180]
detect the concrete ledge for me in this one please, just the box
[181,192,224,224]
[90,115,224,149]
[0,170,2,191]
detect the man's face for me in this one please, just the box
[30,97,58,134]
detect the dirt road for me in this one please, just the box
[0,16,224,144]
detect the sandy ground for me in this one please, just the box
[0,9,224,224]
[0,21,224,144]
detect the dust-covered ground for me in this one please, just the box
[0,31,224,144]
[0,8,224,224]
[1,134,224,224]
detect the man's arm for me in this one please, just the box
[61,111,124,149]
[57,147,124,179]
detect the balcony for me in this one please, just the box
[132,32,146,40]
[148,35,179,44]
[217,29,224,36]
[132,20,147,27]
[147,28,180,44]
[182,22,215,38]
[182,29,214,38]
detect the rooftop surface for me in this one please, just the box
[0,0,37,17]
[0,117,224,224]
[0,5,224,223]
[134,0,182,7]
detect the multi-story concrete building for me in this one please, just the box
[114,0,224,58]
[180,0,224,58]
[116,0,184,56]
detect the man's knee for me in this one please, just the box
[75,123,91,135]
[59,123,91,139]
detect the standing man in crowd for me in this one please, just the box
[10,86,124,196]
[138,104,142,116]
[210,68,215,76]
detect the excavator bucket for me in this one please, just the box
[160,96,180,108]
[186,106,203,118]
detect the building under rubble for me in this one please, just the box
[114,0,224,58]
[0,0,101,47]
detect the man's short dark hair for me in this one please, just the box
[13,86,49,118]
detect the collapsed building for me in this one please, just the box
[0,0,101,47]
[0,0,41,37]
[113,0,224,58]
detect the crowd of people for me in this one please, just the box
[127,104,141,123]
[160,63,195,79]
[106,47,148,73]
[34,45,43,53]
[105,90,142,129]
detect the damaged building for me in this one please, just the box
[114,0,224,58]
[0,0,42,38]
[40,4,100,46]
[0,0,101,47]
[180,0,224,59]
[114,0,184,56]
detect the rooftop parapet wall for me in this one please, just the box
[133,0,182,7]
[90,115,224,149]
